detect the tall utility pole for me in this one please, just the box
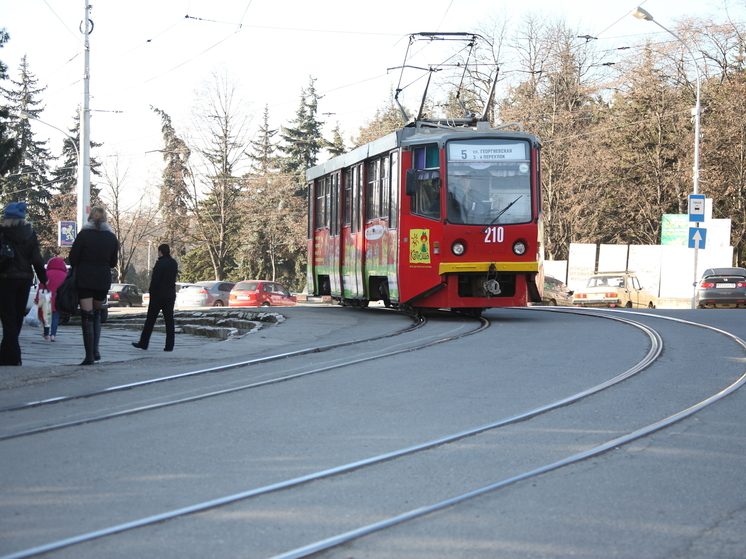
[77,2,92,229]
[633,6,702,308]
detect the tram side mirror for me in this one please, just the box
[405,169,418,196]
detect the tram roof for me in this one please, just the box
[306,122,540,181]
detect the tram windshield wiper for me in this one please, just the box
[487,195,523,226]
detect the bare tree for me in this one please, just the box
[182,72,252,281]
[101,157,160,282]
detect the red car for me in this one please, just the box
[229,280,297,307]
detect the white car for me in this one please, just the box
[572,271,657,309]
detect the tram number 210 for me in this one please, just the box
[483,226,504,243]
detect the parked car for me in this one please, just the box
[142,282,193,307]
[695,267,746,309]
[539,276,574,306]
[107,283,143,307]
[572,271,657,309]
[229,280,297,307]
[176,281,235,307]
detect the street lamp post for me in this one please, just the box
[633,6,702,309]
[78,1,93,230]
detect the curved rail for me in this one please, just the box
[0,312,661,559]
[0,313,427,414]
[272,311,746,559]
[0,316,487,441]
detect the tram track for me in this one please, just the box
[271,311,746,559]
[0,314,488,441]
[0,310,667,559]
[0,311,427,414]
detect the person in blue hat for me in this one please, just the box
[0,201,48,365]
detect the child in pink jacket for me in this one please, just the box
[37,256,68,341]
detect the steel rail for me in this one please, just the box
[0,312,661,559]
[271,311,746,559]
[0,314,427,414]
[0,317,485,442]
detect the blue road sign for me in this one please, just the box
[688,194,706,222]
[58,221,77,247]
[688,227,707,249]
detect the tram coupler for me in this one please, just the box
[484,264,501,296]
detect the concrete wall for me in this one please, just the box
[547,242,734,308]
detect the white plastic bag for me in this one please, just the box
[38,288,52,325]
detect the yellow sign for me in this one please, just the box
[410,229,431,264]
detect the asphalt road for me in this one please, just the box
[1,306,744,558]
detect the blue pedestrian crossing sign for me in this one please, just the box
[688,194,706,222]
[688,227,707,249]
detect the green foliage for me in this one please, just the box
[179,244,223,283]
[0,29,22,178]
[0,56,54,252]
[279,76,325,181]
[152,106,191,255]
[248,104,280,175]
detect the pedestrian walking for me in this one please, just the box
[132,243,178,352]
[0,202,48,366]
[36,256,68,341]
[68,206,119,365]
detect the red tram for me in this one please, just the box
[306,119,544,315]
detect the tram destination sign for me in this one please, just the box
[448,142,527,162]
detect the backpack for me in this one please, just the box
[0,231,15,271]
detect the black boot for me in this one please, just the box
[93,309,102,361]
[80,310,95,365]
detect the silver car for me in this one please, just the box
[176,281,235,307]
[541,276,574,306]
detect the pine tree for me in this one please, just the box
[152,106,191,256]
[48,114,79,226]
[0,29,22,178]
[46,114,104,247]
[279,76,324,183]
[325,124,346,158]
[247,104,279,175]
[0,55,55,251]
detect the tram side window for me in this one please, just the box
[366,159,381,221]
[314,178,324,229]
[381,155,390,222]
[343,168,352,227]
[409,144,441,220]
[315,176,331,229]
[390,152,399,227]
[408,170,441,219]
[354,164,363,233]
[330,173,339,235]
[307,182,313,239]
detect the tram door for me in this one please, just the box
[340,165,364,299]
[328,173,342,295]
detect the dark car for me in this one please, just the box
[107,283,143,307]
[540,275,574,306]
[695,267,746,309]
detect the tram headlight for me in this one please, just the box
[452,241,466,256]
[513,240,527,255]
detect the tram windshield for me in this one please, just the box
[446,139,532,225]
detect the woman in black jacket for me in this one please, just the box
[0,202,48,365]
[68,206,119,365]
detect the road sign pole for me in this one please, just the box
[692,231,699,309]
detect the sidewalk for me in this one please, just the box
[13,317,207,368]
[0,306,337,391]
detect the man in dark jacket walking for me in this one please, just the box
[0,202,48,365]
[132,243,178,351]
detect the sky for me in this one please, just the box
[1,0,744,201]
